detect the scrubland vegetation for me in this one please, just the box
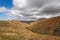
[0,16,60,40]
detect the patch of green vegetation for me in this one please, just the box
[0,35,26,40]
[53,23,60,36]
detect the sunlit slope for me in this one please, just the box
[0,20,60,40]
[0,20,28,27]
[0,20,28,34]
[0,28,60,40]
[26,16,60,36]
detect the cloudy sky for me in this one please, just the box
[0,0,60,21]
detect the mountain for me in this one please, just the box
[0,18,60,40]
[0,20,28,34]
[26,16,60,36]
[0,20,28,27]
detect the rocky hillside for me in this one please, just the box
[26,16,60,36]
[0,17,60,40]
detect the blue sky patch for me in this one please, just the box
[0,0,13,20]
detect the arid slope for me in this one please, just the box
[0,18,60,40]
[27,16,60,36]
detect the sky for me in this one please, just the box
[0,0,13,20]
[0,0,13,8]
[0,0,60,21]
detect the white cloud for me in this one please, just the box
[13,0,27,8]
[0,7,15,20]
[0,7,11,16]
[0,7,13,17]
[4,0,60,21]
[0,7,9,12]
